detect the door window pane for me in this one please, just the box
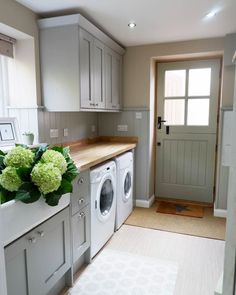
[164,99,185,125]
[165,70,186,97]
[187,98,210,126]
[188,68,211,96]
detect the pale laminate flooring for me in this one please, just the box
[106,225,225,295]
[65,225,225,295]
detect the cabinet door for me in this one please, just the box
[105,47,113,109]
[93,39,105,109]
[112,52,122,110]
[27,208,71,295]
[5,236,31,295]
[72,205,90,263]
[79,28,94,109]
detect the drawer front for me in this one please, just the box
[72,205,90,263]
[71,171,90,215]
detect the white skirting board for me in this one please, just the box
[214,208,227,218]
[215,272,223,295]
[135,195,155,208]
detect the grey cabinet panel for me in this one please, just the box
[5,237,30,295]
[112,52,122,110]
[71,171,90,216]
[79,29,94,109]
[28,208,71,295]
[5,208,71,295]
[72,205,90,263]
[93,39,105,109]
[105,48,122,110]
[40,25,80,111]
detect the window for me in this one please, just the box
[0,55,10,117]
[164,68,212,126]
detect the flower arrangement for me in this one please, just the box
[0,145,79,206]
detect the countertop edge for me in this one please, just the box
[77,143,136,171]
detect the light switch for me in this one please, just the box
[50,129,58,138]
[63,128,68,137]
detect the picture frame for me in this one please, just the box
[0,117,21,147]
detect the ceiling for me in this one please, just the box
[16,0,236,46]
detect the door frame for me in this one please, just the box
[154,55,223,205]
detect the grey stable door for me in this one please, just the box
[156,59,221,203]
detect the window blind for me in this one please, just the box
[0,33,16,58]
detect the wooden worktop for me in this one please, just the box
[68,137,137,171]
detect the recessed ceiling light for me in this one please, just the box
[206,11,217,18]
[128,22,136,28]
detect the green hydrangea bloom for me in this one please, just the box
[0,167,23,192]
[31,162,62,194]
[4,146,34,168]
[41,150,67,175]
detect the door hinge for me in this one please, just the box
[215,144,218,152]
[95,200,97,209]
[213,185,216,195]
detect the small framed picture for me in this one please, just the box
[0,118,21,147]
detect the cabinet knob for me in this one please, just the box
[37,231,45,237]
[95,103,98,106]
[78,177,84,185]
[79,212,85,219]
[28,237,36,244]
[78,198,84,205]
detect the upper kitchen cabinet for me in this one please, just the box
[224,33,236,66]
[38,14,125,112]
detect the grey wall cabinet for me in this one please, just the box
[5,207,71,295]
[72,205,90,263]
[39,14,125,112]
[105,48,122,110]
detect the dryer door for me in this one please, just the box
[122,168,132,203]
[96,174,115,222]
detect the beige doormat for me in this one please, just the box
[125,201,226,240]
[157,201,204,218]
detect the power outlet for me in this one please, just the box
[50,129,59,138]
[136,112,142,119]
[117,125,128,132]
[63,128,68,137]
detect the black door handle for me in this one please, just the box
[157,116,166,129]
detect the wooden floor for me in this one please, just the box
[107,225,225,295]
[125,201,226,240]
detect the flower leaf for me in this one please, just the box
[16,167,32,181]
[0,150,6,156]
[15,182,41,204]
[45,193,62,206]
[55,178,73,195]
[63,162,79,182]
[0,155,5,172]
[33,145,49,163]
[0,185,16,203]
[51,146,64,154]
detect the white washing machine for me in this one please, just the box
[115,152,134,230]
[90,161,116,258]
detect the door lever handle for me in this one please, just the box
[157,116,166,129]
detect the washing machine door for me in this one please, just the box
[96,174,115,222]
[122,168,132,203]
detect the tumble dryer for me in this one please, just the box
[90,161,116,258]
[115,152,134,230]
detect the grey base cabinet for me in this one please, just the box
[72,205,90,262]
[5,207,71,295]
[71,171,91,264]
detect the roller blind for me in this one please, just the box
[0,33,16,58]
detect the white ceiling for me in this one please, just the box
[16,0,236,46]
